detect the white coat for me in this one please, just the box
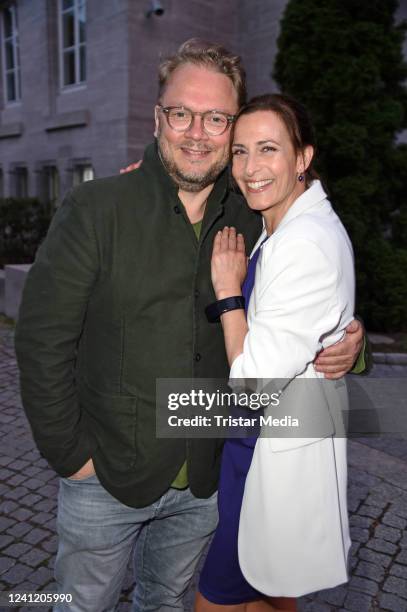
[229,180,355,597]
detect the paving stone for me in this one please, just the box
[348,496,362,512]
[6,521,32,538]
[24,477,47,491]
[4,485,30,500]
[349,554,359,571]
[27,565,53,588]
[379,592,407,611]
[19,548,50,568]
[0,555,16,574]
[396,549,407,565]
[365,493,391,507]
[389,563,407,580]
[349,515,374,529]
[24,466,43,477]
[0,499,18,514]
[34,499,57,513]
[383,575,407,599]
[0,467,15,479]
[2,563,33,584]
[350,526,370,543]
[366,538,398,555]
[39,484,58,497]
[383,513,407,530]
[3,543,32,558]
[374,524,402,544]
[20,493,42,506]
[317,585,347,606]
[344,589,373,612]
[355,560,385,582]
[392,505,407,520]
[31,512,54,526]
[348,467,382,487]
[349,575,379,596]
[12,507,34,521]
[23,447,40,458]
[34,470,57,483]
[0,455,13,466]
[44,517,57,531]
[301,602,332,612]
[0,516,16,531]
[10,459,30,470]
[23,528,49,546]
[41,537,58,554]
[6,473,28,486]
[0,534,14,550]
[358,504,383,519]
[348,484,371,499]
[358,547,393,568]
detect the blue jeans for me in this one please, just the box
[54,475,218,612]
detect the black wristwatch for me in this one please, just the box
[205,296,245,322]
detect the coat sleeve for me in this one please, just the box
[229,236,345,384]
[15,189,100,477]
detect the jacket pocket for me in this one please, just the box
[78,378,137,467]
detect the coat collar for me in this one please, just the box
[275,180,329,233]
[251,180,330,256]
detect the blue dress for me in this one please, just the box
[199,240,267,604]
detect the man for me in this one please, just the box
[15,39,364,611]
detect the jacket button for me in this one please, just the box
[194,289,200,298]
[173,205,181,214]
[195,353,202,362]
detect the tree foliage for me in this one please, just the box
[274,0,407,331]
[0,199,51,268]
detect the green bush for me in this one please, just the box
[274,0,407,331]
[0,198,51,268]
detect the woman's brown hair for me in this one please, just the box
[233,93,320,187]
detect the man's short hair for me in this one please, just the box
[158,38,247,108]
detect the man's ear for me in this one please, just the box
[297,145,314,174]
[154,106,160,138]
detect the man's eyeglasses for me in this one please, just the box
[157,105,235,136]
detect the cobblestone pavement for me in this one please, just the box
[1,320,407,612]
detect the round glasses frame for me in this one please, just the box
[158,105,236,136]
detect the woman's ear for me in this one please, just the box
[297,145,314,174]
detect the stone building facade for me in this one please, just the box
[0,0,287,202]
[0,0,405,203]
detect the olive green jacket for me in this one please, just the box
[15,142,262,508]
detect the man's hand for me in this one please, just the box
[68,458,96,480]
[120,161,142,174]
[314,319,364,379]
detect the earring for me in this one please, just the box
[298,174,304,182]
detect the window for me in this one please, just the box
[42,165,60,206]
[1,5,21,103]
[59,0,86,88]
[13,166,28,198]
[73,163,93,185]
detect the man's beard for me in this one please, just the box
[158,137,229,193]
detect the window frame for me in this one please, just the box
[58,0,86,90]
[1,4,21,105]
[73,162,94,186]
[13,165,28,198]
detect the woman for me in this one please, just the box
[196,94,354,611]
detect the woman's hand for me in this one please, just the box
[120,160,142,173]
[211,227,247,299]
